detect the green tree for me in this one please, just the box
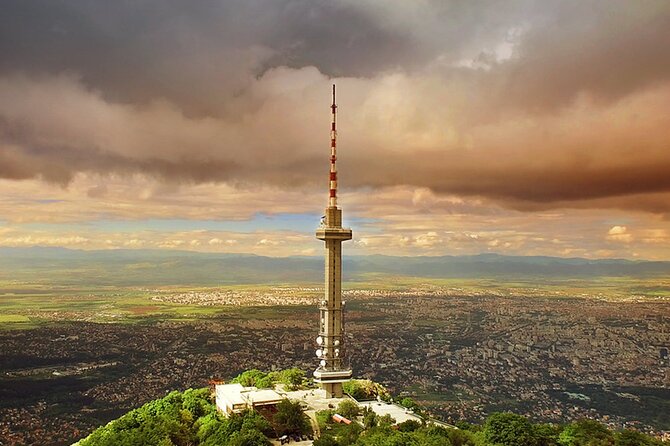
[484,412,538,446]
[200,414,245,446]
[255,375,275,389]
[273,399,312,436]
[454,421,481,432]
[558,420,614,446]
[230,368,308,390]
[615,429,657,446]
[227,429,271,446]
[400,398,418,411]
[77,386,275,446]
[378,414,396,427]
[446,427,478,446]
[397,420,422,432]
[313,434,339,446]
[412,426,455,446]
[240,409,273,437]
[343,380,391,401]
[232,369,271,388]
[337,400,361,420]
[316,409,335,428]
[183,388,215,418]
[355,427,418,446]
[278,368,306,390]
[79,388,214,446]
[338,422,363,445]
[535,423,560,446]
[196,412,226,443]
[362,407,378,429]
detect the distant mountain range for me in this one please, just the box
[1,247,668,287]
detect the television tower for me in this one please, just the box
[313,84,353,398]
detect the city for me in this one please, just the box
[1,286,668,444]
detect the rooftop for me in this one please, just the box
[216,383,284,412]
[358,401,423,425]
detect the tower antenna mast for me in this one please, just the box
[314,84,353,398]
[329,84,338,208]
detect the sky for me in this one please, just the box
[1,0,670,259]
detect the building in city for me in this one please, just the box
[215,383,283,416]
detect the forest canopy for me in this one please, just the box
[75,371,667,446]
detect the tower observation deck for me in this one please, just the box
[313,85,353,398]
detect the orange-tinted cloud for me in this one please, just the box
[1,1,670,258]
[4,67,670,213]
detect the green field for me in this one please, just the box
[0,314,30,323]
[350,273,670,299]
[2,274,669,329]
[0,285,220,327]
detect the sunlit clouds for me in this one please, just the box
[1,1,670,259]
[2,174,670,259]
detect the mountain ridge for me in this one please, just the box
[1,247,668,287]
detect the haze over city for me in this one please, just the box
[2,1,670,259]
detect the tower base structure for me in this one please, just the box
[313,368,352,398]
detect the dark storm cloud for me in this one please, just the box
[1,0,670,214]
[2,0,669,112]
[0,0,424,116]
[344,151,670,206]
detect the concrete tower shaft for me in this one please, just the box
[314,85,353,398]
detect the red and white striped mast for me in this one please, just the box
[329,84,338,208]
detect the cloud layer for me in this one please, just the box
[1,1,670,257]
[2,67,670,212]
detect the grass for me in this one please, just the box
[0,286,219,324]
[0,314,30,323]
[0,282,318,327]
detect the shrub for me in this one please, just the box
[343,380,391,401]
[484,412,538,446]
[336,400,361,420]
[397,420,422,432]
[272,399,312,436]
[558,419,614,446]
